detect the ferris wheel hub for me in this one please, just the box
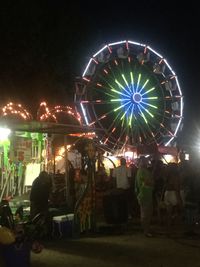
[132,93,142,103]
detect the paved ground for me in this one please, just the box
[2,195,200,266]
[31,226,200,267]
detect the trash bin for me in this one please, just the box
[52,213,74,238]
[103,189,128,224]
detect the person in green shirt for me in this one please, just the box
[135,157,154,237]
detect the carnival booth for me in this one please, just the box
[0,130,45,201]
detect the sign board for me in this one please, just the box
[25,163,41,186]
[10,136,32,162]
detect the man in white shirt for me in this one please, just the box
[112,158,132,220]
[113,158,131,189]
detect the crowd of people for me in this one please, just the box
[112,157,200,238]
[28,157,200,238]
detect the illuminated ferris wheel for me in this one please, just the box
[75,40,183,150]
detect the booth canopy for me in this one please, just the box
[0,118,101,135]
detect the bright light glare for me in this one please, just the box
[185,154,189,160]
[163,154,176,163]
[124,151,134,159]
[0,128,11,141]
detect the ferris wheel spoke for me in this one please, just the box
[137,105,149,124]
[110,87,131,98]
[127,104,135,127]
[136,73,141,92]
[119,102,133,128]
[102,123,124,146]
[91,102,127,139]
[138,79,149,94]
[139,100,159,117]
[107,108,129,134]
[137,117,157,143]
[113,126,128,149]
[142,96,158,100]
[159,123,175,137]
[139,103,169,131]
[130,71,136,93]
[135,118,148,141]
[137,105,162,139]
[101,61,132,96]
[98,79,128,99]
[139,103,155,119]
[140,101,158,110]
[88,110,112,126]
[89,102,127,126]
[121,74,132,94]
[81,99,120,105]
[141,86,156,96]
[115,79,131,96]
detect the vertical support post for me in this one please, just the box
[64,135,72,210]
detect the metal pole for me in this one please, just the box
[64,136,70,207]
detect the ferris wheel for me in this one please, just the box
[75,40,183,150]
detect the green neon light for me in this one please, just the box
[114,104,125,112]
[111,89,127,97]
[142,102,158,109]
[130,72,134,85]
[143,87,155,95]
[129,115,132,126]
[136,73,141,91]
[142,107,154,118]
[120,113,126,120]
[141,113,148,124]
[143,79,149,88]
[138,106,148,124]
[115,79,125,89]
[122,74,129,87]
[111,99,122,102]
[144,96,158,100]
[129,106,134,126]
[139,79,149,93]
[120,103,132,120]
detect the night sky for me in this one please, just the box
[0,1,199,148]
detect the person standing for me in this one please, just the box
[30,171,52,219]
[113,158,131,190]
[135,157,154,237]
[164,163,183,234]
[112,157,132,219]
